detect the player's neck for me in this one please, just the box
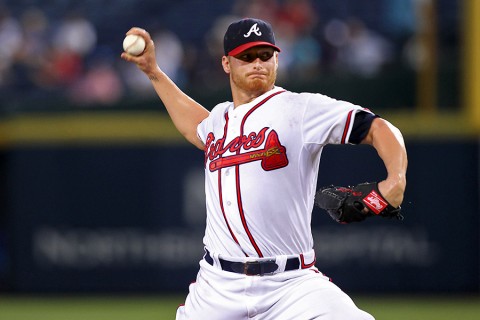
[231,85,275,108]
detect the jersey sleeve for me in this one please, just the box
[197,115,209,144]
[302,93,374,145]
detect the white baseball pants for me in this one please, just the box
[176,259,374,320]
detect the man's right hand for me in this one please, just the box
[121,27,159,78]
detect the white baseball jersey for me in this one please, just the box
[197,86,372,260]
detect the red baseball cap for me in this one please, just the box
[223,18,281,56]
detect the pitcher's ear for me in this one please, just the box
[222,56,231,74]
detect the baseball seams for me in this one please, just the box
[123,34,145,56]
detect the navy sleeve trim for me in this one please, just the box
[349,111,378,144]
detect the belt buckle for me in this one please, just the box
[244,259,278,276]
[244,261,260,276]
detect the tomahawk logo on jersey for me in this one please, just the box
[205,127,288,172]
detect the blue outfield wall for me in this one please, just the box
[1,138,479,293]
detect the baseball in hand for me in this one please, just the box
[123,34,146,56]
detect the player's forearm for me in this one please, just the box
[148,67,209,149]
[120,28,208,149]
[366,118,408,207]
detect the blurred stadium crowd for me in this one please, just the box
[0,0,458,113]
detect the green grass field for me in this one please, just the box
[0,294,479,320]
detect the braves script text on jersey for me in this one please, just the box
[175,86,375,319]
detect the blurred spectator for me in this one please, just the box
[48,11,97,87]
[68,50,124,106]
[154,29,186,86]
[202,15,241,90]
[120,58,153,97]
[0,5,23,86]
[289,31,321,79]
[337,18,393,77]
[16,7,50,91]
[382,0,415,45]
[53,11,97,57]
[277,0,318,34]
[232,0,279,24]
[205,15,238,58]
[324,18,350,48]
[274,0,321,81]
[273,20,296,81]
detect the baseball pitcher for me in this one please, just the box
[121,18,407,320]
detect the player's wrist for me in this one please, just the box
[378,178,405,208]
[147,66,165,82]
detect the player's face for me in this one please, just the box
[223,46,278,95]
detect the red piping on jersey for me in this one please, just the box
[217,113,245,255]
[218,170,243,250]
[341,110,354,144]
[235,90,286,258]
[300,253,316,269]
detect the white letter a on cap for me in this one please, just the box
[244,23,262,38]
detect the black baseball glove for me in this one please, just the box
[314,182,403,223]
